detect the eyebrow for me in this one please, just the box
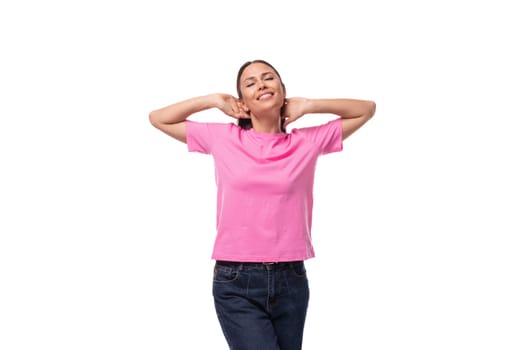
[243,71,274,83]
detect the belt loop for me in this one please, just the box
[263,262,276,270]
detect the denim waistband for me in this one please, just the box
[215,260,303,270]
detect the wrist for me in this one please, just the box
[304,98,317,114]
[195,94,218,110]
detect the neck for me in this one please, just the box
[250,111,282,133]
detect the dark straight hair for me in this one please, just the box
[236,60,286,132]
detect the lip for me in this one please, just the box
[256,92,274,101]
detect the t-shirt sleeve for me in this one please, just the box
[186,120,212,154]
[296,118,343,154]
[186,120,236,154]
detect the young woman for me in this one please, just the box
[150,60,375,350]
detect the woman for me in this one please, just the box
[150,59,375,350]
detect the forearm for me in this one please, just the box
[149,94,218,127]
[305,98,376,119]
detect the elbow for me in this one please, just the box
[149,110,161,128]
[367,100,376,119]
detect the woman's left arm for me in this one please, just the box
[283,98,376,140]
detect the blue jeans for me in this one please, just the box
[213,261,310,350]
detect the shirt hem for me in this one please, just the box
[211,253,315,263]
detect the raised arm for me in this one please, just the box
[282,98,376,140]
[149,93,247,143]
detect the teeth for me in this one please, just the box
[258,93,273,100]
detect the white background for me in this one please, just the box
[1,0,524,349]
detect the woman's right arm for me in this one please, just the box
[149,93,245,143]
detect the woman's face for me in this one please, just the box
[238,62,286,116]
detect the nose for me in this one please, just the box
[257,79,266,90]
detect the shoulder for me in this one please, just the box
[290,119,343,153]
[186,121,242,154]
[186,120,240,134]
[291,118,342,137]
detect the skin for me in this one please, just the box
[237,62,286,133]
[149,62,376,143]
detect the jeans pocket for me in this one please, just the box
[290,262,307,278]
[213,265,240,283]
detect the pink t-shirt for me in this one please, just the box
[186,118,343,262]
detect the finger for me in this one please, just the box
[283,115,297,128]
[237,102,249,116]
[225,110,243,119]
[231,110,250,119]
[283,117,291,128]
[228,103,246,118]
[224,107,237,118]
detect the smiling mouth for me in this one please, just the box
[257,92,274,100]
